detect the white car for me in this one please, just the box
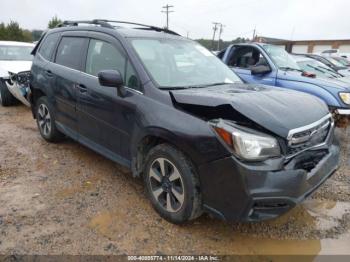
[321,49,350,59]
[0,41,35,107]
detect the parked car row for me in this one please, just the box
[0,20,342,224]
[218,43,350,127]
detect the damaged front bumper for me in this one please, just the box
[5,71,31,107]
[333,108,350,127]
[198,135,340,222]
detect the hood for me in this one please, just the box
[338,69,350,77]
[0,60,32,76]
[170,84,329,138]
[338,76,350,85]
[278,69,350,91]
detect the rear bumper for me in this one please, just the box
[198,141,340,222]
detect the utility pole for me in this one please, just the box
[252,27,256,41]
[211,22,220,50]
[162,4,174,29]
[217,23,225,51]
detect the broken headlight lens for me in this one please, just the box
[339,92,350,105]
[212,120,281,161]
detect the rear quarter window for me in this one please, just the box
[38,33,60,61]
[55,37,86,70]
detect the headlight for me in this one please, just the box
[211,120,281,161]
[339,92,350,105]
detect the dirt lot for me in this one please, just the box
[0,104,350,256]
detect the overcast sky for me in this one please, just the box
[2,0,349,40]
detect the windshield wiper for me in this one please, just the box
[279,66,303,72]
[160,82,232,90]
[306,64,326,74]
[319,66,343,77]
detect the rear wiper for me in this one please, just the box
[279,66,303,72]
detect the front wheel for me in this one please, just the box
[0,79,17,106]
[143,144,202,224]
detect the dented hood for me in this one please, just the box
[170,84,329,138]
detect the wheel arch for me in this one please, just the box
[29,86,47,118]
[130,127,198,178]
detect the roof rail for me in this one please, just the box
[57,20,114,29]
[56,19,180,36]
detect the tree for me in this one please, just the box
[48,15,62,29]
[0,21,33,42]
[0,23,7,40]
[6,21,23,41]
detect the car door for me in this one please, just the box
[31,32,61,106]
[227,46,276,86]
[77,33,142,166]
[49,32,88,139]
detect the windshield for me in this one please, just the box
[332,57,350,66]
[130,39,241,88]
[297,59,341,78]
[0,45,33,61]
[262,44,301,70]
[326,57,345,67]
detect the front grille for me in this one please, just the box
[287,116,332,156]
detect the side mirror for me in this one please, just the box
[98,70,126,97]
[251,65,271,75]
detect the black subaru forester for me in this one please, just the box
[30,20,340,224]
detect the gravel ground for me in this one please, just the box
[0,104,349,256]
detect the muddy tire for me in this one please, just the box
[35,96,64,142]
[0,79,17,106]
[143,144,202,224]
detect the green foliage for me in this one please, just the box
[48,15,62,29]
[196,37,250,51]
[0,21,33,42]
[32,30,44,41]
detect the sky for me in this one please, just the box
[2,0,350,41]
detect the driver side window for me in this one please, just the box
[85,39,141,91]
[228,47,268,69]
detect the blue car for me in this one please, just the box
[218,43,350,126]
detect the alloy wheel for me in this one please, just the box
[37,104,51,136]
[148,157,185,213]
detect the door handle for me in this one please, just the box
[76,84,87,93]
[45,70,53,77]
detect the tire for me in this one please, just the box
[0,79,17,106]
[143,144,202,224]
[35,96,64,142]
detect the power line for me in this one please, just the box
[161,4,174,29]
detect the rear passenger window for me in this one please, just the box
[86,39,140,90]
[38,33,60,61]
[55,37,86,70]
